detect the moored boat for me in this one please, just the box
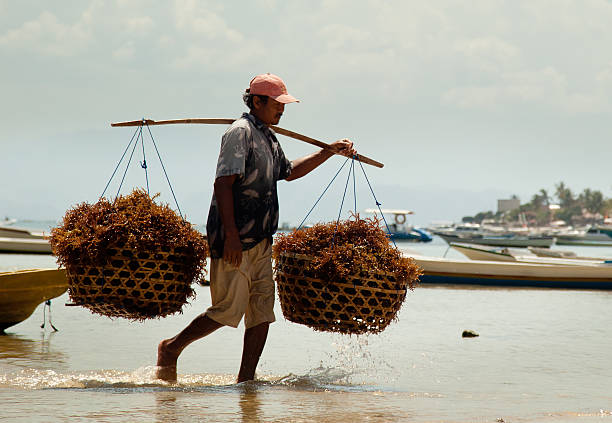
[0,268,68,331]
[435,232,554,248]
[449,242,607,265]
[0,224,51,254]
[0,237,52,254]
[554,225,612,246]
[0,225,46,239]
[410,254,612,290]
[365,208,432,242]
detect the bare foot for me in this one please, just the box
[156,339,178,382]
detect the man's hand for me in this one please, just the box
[286,138,358,181]
[328,138,357,158]
[223,231,243,267]
[214,174,243,267]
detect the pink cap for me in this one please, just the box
[249,73,299,104]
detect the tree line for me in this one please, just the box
[463,182,612,226]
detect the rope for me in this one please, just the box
[296,154,395,248]
[100,125,140,199]
[443,245,451,258]
[356,158,397,248]
[352,156,357,214]
[332,157,355,245]
[40,300,58,332]
[115,126,141,201]
[297,157,350,230]
[145,123,183,219]
[102,120,184,219]
[140,128,149,195]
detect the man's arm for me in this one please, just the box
[214,175,243,267]
[285,138,356,181]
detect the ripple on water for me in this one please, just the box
[0,365,377,394]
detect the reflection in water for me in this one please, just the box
[0,332,67,371]
[154,391,179,423]
[238,383,262,423]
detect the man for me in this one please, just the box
[156,73,356,383]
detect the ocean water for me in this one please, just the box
[1,235,612,422]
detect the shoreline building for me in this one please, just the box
[497,198,520,214]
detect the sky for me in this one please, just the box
[2,0,612,227]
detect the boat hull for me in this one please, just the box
[0,237,52,254]
[0,269,68,331]
[0,226,45,239]
[389,228,433,242]
[412,255,612,290]
[418,272,612,290]
[555,238,612,247]
[437,233,554,248]
[450,243,516,262]
[451,242,607,265]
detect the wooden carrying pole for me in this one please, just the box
[111,118,383,168]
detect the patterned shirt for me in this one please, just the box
[206,113,293,258]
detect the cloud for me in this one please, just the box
[173,0,243,42]
[112,41,135,61]
[454,37,521,73]
[597,62,612,86]
[0,10,93,56]
[442,66,608,113]
[167,0,262,70]
[442,67,565,109]
[124,16,155,35]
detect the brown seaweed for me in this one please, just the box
[50,189,208,286]
[273,215,421,289]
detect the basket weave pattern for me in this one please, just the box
[65,246,193,319]
[275,253,408,334]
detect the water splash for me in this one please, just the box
[0,365,365,393]
[325,334,397,386]
[268,366,354,390]
[0,366,236,391]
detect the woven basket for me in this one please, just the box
[275,252,408,334]
[65,245,194,319]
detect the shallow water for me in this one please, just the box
[2,240,612,422]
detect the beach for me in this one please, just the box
[1,237,612,422]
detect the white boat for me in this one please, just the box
[0,224,51,253]
[555,225,612,246]
[526,247,603,260]
[365,209,432,242]
[449,242,607,266]
[0,268,67,331]
[0,237,52,254]
[0,224,46,239]
[435,232,555,248]
[410,254,612,290]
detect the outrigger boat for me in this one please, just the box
[0,237,52,254]
[0,224,51,254]
[365,209,432,242]
[0,224,46,239]
[434,232,554,248]
[554,225,612,246]
[0,268,67,332]
[410,253,612,290]
[449,242,609,265]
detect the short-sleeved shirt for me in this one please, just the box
[206,113,293,259]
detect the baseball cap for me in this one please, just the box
[249,73,299,104]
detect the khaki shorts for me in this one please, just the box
[205,239,275,329]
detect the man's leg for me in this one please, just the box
[156,313,223,382]
[238,240,275,383]
[237,321,270,383]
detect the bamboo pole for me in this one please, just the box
[111,118,383,168]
